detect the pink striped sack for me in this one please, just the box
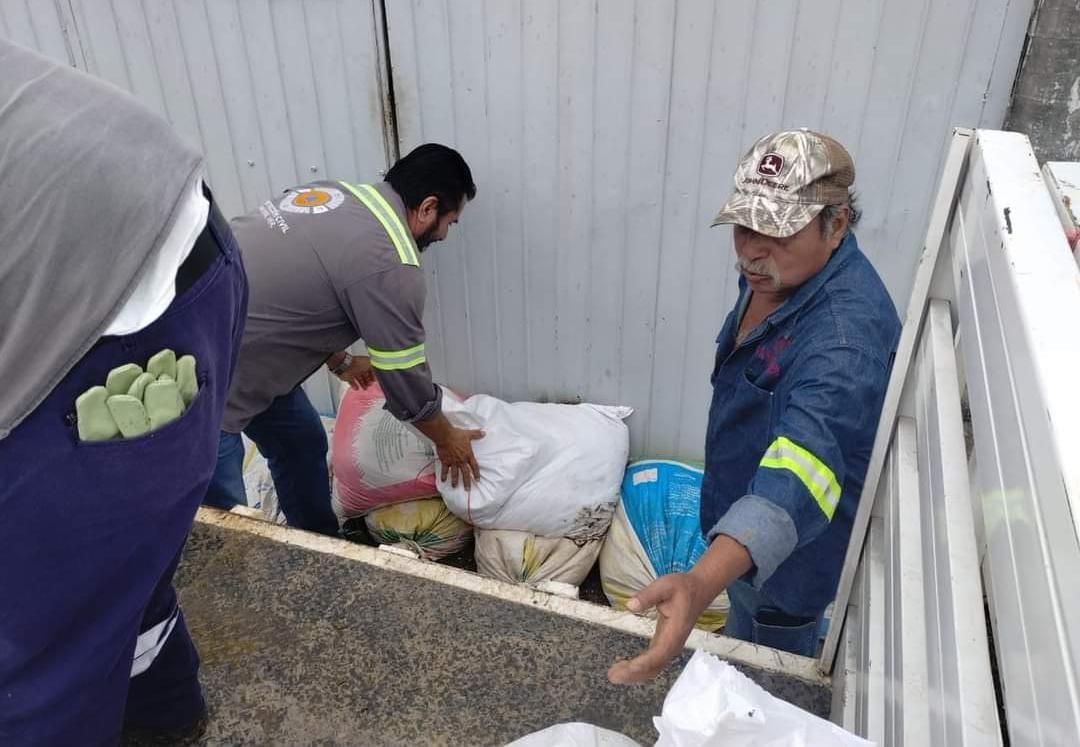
[331,381,440,518]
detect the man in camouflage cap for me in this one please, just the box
[611,130,901,683]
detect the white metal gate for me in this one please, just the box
[828,129,1080,745]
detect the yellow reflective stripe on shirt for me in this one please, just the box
[338,181,420,267]
[368,343,426,371]
[759,436,841,520]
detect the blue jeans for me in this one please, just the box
[723,579,823,657]
[204,387,339,536]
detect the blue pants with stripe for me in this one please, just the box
[0,204,247,745]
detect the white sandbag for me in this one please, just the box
[475,529,603,590]
[505,722,641,747]
[437,390,631,539]
[654,650,870,747]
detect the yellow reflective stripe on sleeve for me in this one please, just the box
[759,436,841,520]
[368,343,427,371]
[338,181,420,267]
[371,356,426,372]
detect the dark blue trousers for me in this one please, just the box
[0,202,247,746]
[204,387,339,536]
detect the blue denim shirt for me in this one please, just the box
[701,233,900,619]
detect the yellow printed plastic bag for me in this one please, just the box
[364,497,472,561]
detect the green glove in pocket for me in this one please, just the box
[127,372,156,400]
[106,394,151,439]
[75,350,197,441]
[147,349,176,380]
[144,378,184,431]
[176,355,198,406]
[75,386,120,442]
[106,363,143,395]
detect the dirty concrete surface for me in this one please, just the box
[164,520,831,746]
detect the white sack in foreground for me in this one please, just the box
[436,389,631,539]
[654,650,871,747]
[505,722,642,747]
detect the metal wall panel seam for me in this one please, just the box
[268,2,303,189]
[371,0,398,166]
[870,0,933,265]
[446,0,478,395]
[641,0,681,449]
[109,0,134,90]
[481,0,505,395]
[776,0,805,127]
[611,0,636,409]
[198,0,246,213]
[672,0,721,454]
[300,4,329,183]
[163,1,214,190]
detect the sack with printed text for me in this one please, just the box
[331,381,438,518]
[600,460,728,630]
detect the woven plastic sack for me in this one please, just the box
[437,390,631,538]
[600,461,728,630]
[331,381,438,518]
[364,497,472,561]
[475,529,603,589]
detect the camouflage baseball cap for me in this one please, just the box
[711,129,855,238]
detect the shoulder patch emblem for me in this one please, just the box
[279,187,346,215]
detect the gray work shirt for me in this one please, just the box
[222,181,441,432]
[0,40,203,440]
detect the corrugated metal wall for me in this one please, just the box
[3,0,1034,457]
[1,0,393,415]
[0,0,392,220]
[386,0,1034,458]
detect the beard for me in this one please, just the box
[416,225,441,251]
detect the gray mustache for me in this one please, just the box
[734,257,780,283]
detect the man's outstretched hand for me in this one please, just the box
[607,572,711,684]
[607,534,753,685]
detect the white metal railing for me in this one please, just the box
[831,297,999,745]
[951,133,1080,746]
[827,129,1080,745]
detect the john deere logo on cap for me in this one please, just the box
[279,187,345,215]
[756,153,785,178]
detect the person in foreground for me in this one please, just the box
[609,130,901,684]
[0,40,247,742]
